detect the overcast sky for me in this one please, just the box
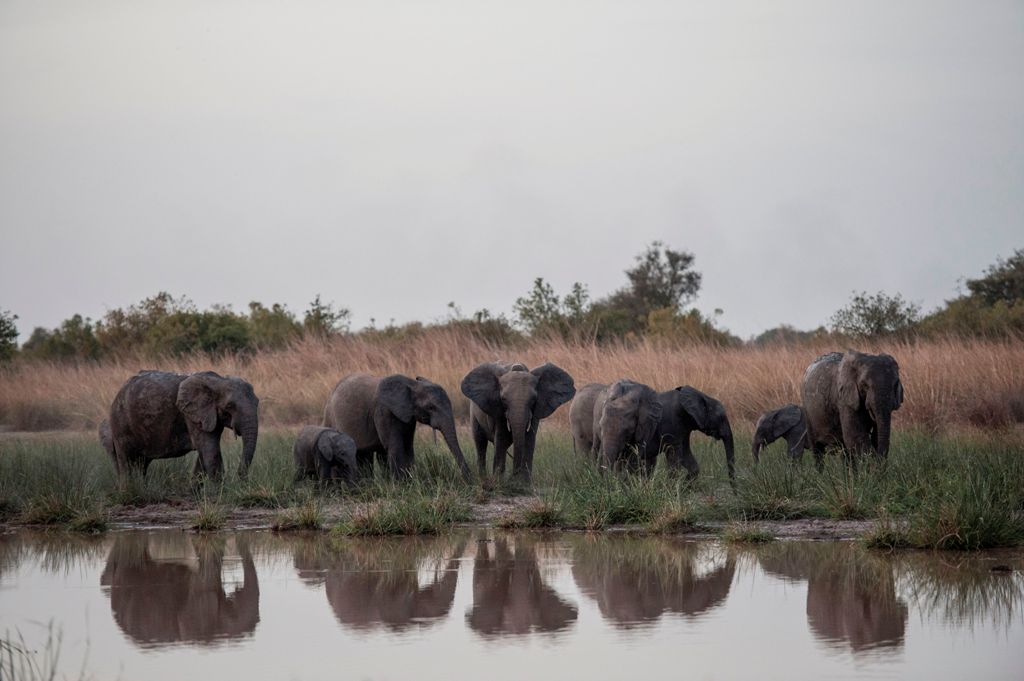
[1,1,1021,340]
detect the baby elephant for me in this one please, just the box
[293,426,358,485]
[752,404,808,463]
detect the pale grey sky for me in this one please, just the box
[1,0,1021,340]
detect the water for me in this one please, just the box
[1,530,1022,680]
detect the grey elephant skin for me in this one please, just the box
[654,386,736,481]
[801,350,904,463]
[106,370,259,480]
[570,380,663,473]
[752,404,809,462]
[322,373,471,482]
[461,362,575,483]
[293,425,358,485]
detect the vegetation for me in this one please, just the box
[722,523,775,544]
[0,309,17,363]
[1,426,1020,549]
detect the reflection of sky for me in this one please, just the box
[0,534,1021,680]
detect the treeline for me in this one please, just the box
[1,244,1022,363]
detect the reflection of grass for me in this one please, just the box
[1,621,92,681]
[1,427,1023,547]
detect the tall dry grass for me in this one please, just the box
[1,329,1022,432]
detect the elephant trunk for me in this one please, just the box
[751,435,763,464]
[509,408,531,483]
[721,423,736,481]
[439,420,472,483]
[238,414,258,478]
[875,409,892,460]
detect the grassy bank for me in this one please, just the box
[1,427,1022,549]
[2,334,1023,432]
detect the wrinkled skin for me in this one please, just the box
[107,370,260,481]
[653,386,736,482]
[323,373,471,482]
[293,535,466,632]
[568,383,607,458]
[591,380,664,473]
[467,534,578,637]
[461,362,575,483]
[752,404,809,463]
[292,425,358,486]
[100,533,260,647]
[571,536,735,628]
[801,350,904,466]
[758,542,907,653]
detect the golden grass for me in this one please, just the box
[1,331,1022,432]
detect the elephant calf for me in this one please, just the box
[752,404,808,462]
[570,380,663,473]
[293,426,358,485]
[654,386,735,482]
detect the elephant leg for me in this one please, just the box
[519,426,538,485]
[676,446,700,481]
[786,432,805,463]
[493,429,511,477]
[471,419,490,477]
[839,409,872,458]
[400,428,415,477]
[377,449,390,475]
[356,449,376,480]
[812,443,826,472]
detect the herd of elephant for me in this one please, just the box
[97,349,903,487]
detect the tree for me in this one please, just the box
[0,309,18,362]
[248,302,301,348]
[623,241,702,313]
[512,278,591,337]
[830,291,921,338]
[21,314,101,360]
[303,295,350,337]
[965,248,1024,306]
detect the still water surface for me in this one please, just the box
[1,530,1022,680]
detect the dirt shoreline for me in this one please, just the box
[0,497,878,540]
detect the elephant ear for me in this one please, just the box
[320,430,357,464]
[636,389,663,446]
[177,374,219,432]
[532,363,576,420]
[675,386,710,430]
[378,375,415,423]
[769,405,805,440]
[460,363,506,417]
[837,351,862,409]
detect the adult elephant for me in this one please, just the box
[801,350,903,464]
[568,383,606,458]
[461,362,575,482]
[654,386,736,482]
[322,373,471,482]
[107,371,259,481]
[588,380,663,473]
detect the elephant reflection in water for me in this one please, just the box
[758,543,907,652]
[293,536,466,632]
[100,533,259,647]
[571,537,735,627]
[466,534,578,636]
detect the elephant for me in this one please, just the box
[588,380,664,473]
[461,362,576,482]
[322,373,471,482]
[292,535,466,632]
[654,386,736,481]
[757,542,907,654]
[100,533,260,648]
[752,404,809,463]
[107,370,259,481]
[568,382,606,458]
[571,536,735,628]
[292,425,358,486]
[466,534,578,637]
[801,350,904,464]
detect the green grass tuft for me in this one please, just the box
[722,522,775,544]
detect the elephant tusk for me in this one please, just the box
[526,420,532,432]
[506,417,512,432]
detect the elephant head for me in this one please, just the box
[176,372,260,477]
[598,380,663,471]
[377,375,471,480]
[837,350,903,458]
[316,429,357,483]
[752,404,807,462]
[461,361,576,477]
[672,386,735,479]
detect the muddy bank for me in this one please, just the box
[1,497,877,540]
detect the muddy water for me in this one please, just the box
[1,531,1022,681]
